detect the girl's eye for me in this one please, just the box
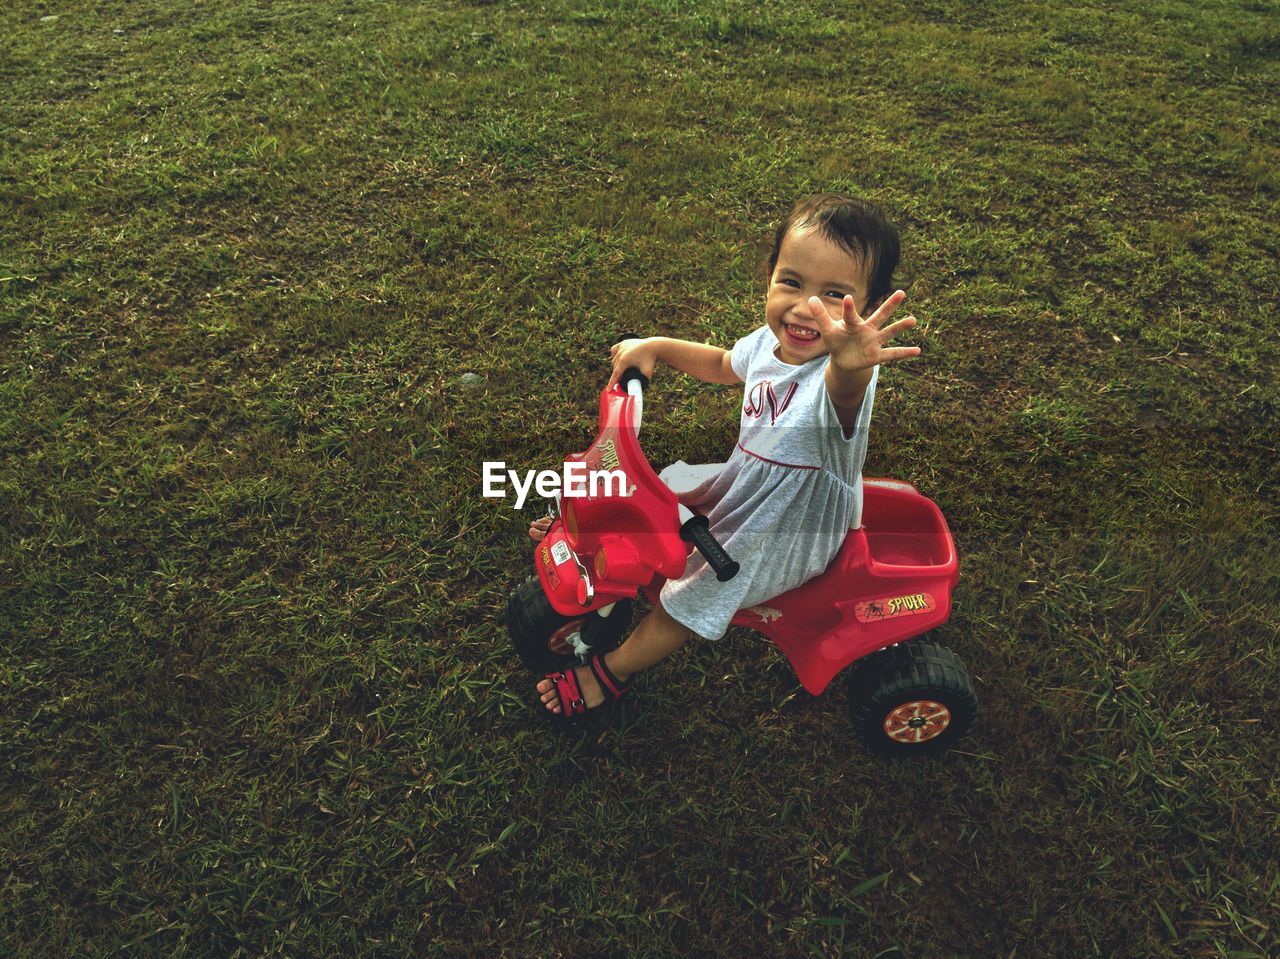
[824,291,846,299]
[780,278,800,288]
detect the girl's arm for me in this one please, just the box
[810,292,921,433]
[606,336,741,389]
[825,365,875,434]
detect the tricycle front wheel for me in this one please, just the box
[845,641,978,759]
[506,575,633,673]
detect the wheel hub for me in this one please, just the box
[547,619,585,655]
[884,700,951,744]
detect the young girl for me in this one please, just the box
[532,193,921,719]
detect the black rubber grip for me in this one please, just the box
[613,332,650,390]
[680,514,739,582]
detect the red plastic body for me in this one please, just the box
[532,384,959,696]
[533,384,687,614]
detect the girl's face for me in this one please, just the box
[765,224,871,365]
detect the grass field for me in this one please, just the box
[3,0,1278,955]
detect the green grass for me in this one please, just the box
[2,0,1278,955]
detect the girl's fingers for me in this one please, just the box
[808,296,838,332]
[879,345,922,364]
[867,290,906,329]
[879,315,917,341]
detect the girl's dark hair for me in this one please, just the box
[765,193,901,311]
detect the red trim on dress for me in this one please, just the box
[736,443,820,471]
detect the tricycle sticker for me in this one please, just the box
[854,592,937,623]
[550,541,572,566]
[595,437,621,471]
[747,605,783,623]
[539,547,562,588]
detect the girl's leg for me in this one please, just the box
[537,600,692,713]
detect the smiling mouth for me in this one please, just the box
[783,322,819,343]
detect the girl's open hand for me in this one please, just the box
[607,337,660,390]
[808,290,921,372]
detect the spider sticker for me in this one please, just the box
[747,605,783,624]
[595,438,621,472]
[854,592,936,623]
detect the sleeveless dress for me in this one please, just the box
[658,325,879,640]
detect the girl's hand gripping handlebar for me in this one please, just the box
[611,332,648,434]
[609,333,654,392]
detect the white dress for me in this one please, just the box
[658,325,879,640]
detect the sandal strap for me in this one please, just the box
[547,669,587,716]
[589,653,630,702]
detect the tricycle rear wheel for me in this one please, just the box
[506,575,633,673]
[845,641,977,759]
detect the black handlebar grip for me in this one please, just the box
[680,514,740,582]
[613,332,650,390]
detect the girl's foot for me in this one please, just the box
[536,663,602,713]
[529,516,552,541]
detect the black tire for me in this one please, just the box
[505,575,633,673]
[845,641,978,759]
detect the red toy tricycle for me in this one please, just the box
[507,352,978,758]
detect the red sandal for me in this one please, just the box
[542,653,631,722]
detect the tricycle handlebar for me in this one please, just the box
[680,512,740,582]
